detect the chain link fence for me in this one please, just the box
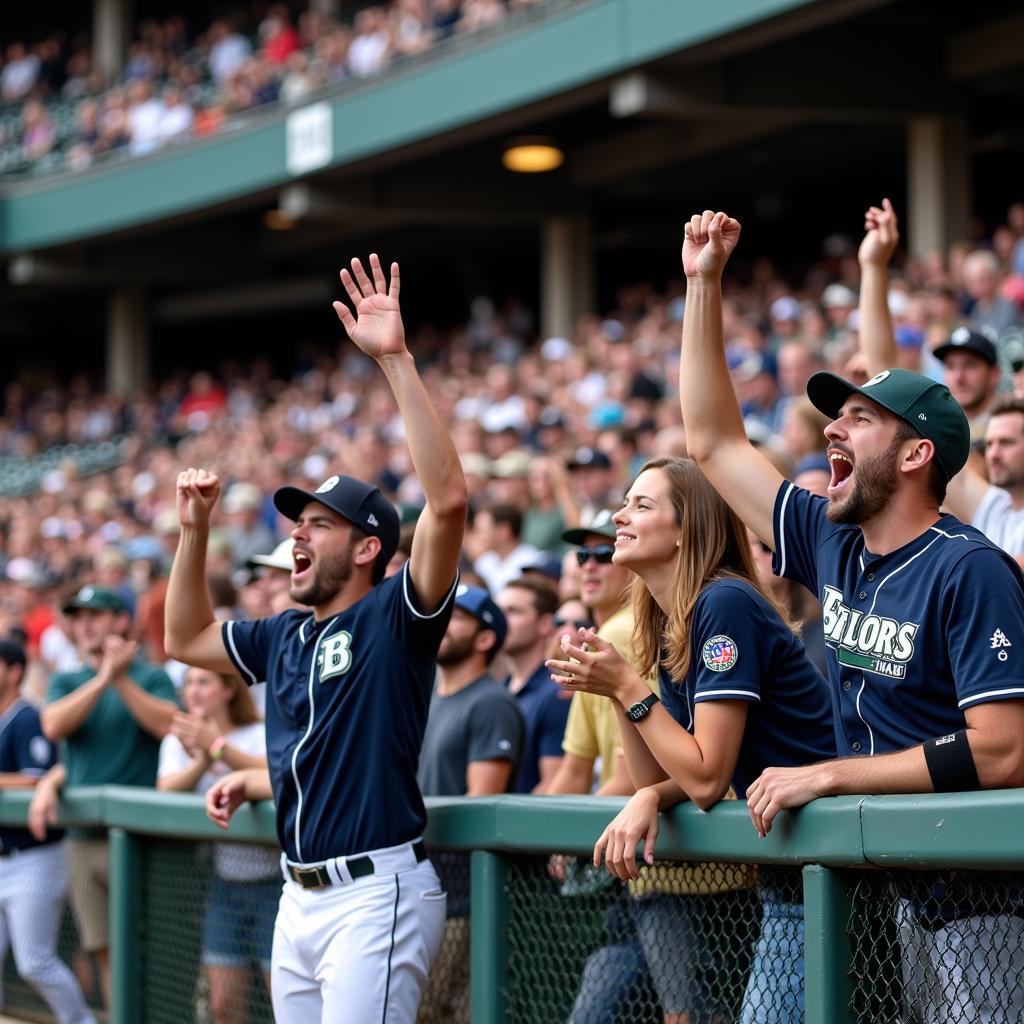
[848,868,1024,1024]
[1,794,1023,1024]
[139,837,278,1024]
[500,855,803,1024]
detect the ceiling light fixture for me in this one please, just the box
[502,137,565,173]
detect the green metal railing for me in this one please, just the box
[0,788,1020,1023]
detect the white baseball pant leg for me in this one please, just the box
[272,857,446,1023]
[0,843,96,1024]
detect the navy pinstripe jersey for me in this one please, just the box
[0,699,58,851]
[223,563,458,864]
[656,578,834,795]
[773,481,1024,756]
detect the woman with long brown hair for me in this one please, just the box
[547,456,835,1024]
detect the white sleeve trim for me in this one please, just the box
[775,482,795,579]
[224,621,260,687]
[957,687,1024,708]
[694,688,761,702]
[402,562,460,620]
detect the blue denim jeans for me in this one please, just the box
[739,897,804,1024]
[568,895,650,1024]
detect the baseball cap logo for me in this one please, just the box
[80,586,94,601]
[951,326,970,344]
[367,513,379,527]
[456,584,468,597]
[315,475,340,494]
[863,370,890,388]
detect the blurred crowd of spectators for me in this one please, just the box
[2,199,1024,695]
[0,0,547,176]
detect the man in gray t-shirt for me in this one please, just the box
[417,585,523,1024]
[418,585,523,798]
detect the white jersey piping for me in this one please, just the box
[290,614,339,861]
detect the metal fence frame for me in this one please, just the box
[0,787,1019,1023]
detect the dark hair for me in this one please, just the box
[0,639,26,670]
[893,419,947,506]
[502,577,559,617]
[481,503,522,540]
[206,571,237,610]
[989,395,1024,423]
[351,527,389,585]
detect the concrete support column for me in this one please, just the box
[93,0,132,81]
[540,215,593,341]
[906,115,971,262]
[106,289,149,395]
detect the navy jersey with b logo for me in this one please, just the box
[773,482,1024,756]
[0,699,59,852]
[223,563,458,864]
[656,578,834,795]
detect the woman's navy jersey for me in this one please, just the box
[773,481,1024,756]
[657,577,835,795]
[223,563,458,864]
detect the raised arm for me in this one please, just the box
[334,256,467,611]
[164,468,237,673]
[679,211,783,546]
[857,198,900,377]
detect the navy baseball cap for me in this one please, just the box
[453,584,508,649]
[806,368,970,483]
[521,553,563,583]
[933,326,998,367]
[274,474,401,562]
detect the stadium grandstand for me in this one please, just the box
[1,1,1024,1022]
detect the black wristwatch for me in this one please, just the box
[625,693,660,723]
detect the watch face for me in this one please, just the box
[627,702,646,723]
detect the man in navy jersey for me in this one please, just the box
[164,254,467,1024]
[677,209,1024,1021]
[0,640,95,1024]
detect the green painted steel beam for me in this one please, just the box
[0,0,820,253]
[803,864,855,1024]
[487,794,868,866]
[102,786,279,842]
[470,850,512,1024]
[109,827,142,1024]
[860,790,1024,868]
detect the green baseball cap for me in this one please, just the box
[562,508,618,545]
[806,368,970,483]
[62,585,126,614]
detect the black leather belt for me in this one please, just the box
[287,841,427,890]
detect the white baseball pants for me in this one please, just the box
[272,847,446,1023]
[0,842,96,1024]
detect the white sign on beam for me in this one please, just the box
[286,102,333,176]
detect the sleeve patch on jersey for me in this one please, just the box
[29,735,52,766]
[702,635,738,672]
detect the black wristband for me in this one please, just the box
[923,730,981,793]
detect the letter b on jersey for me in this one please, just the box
[319,631,353,681]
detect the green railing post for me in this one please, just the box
[470,849,511,1024]
[802,864,854,1024]
[109,827,143,1024]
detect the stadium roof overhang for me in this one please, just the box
[2,0,1024,364]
